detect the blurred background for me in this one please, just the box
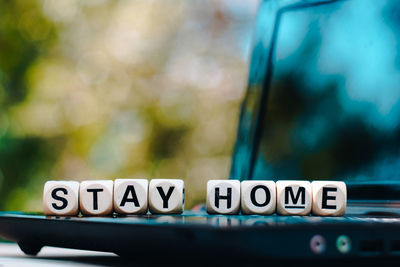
[0,0,259,211]
[237,0,400,181]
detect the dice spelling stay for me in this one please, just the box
[43,179,185,216]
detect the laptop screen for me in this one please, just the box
[247,0,400,181]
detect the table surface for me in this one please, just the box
[0,243,133,266]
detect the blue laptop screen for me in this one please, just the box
[252,0,400,181]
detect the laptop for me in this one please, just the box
[1,0,400,263]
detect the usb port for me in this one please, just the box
[359,240,384,253]
[390,240,400,252]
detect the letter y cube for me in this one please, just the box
[148,179,184,214]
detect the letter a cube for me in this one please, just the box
[312,181,346,216]
[276,180,312,215]
[114,179,148,214]
[206,180,240,215]
[43,181,80,216]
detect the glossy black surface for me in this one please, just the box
[1,208,400,260]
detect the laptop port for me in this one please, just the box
[336,235,352,254]
[359,240,384,253]
[390,240,400,252]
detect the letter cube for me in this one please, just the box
[206,180,240,214]
[80,180,114,216]
[311,181,347,216]
[43,181,80,216]
[241,180,276,215]
[276,180,312,215]
[114,179,148,214]
[148,179,184,214]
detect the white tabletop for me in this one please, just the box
[0,243,129,266]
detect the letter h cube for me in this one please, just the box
[206,180,240,214]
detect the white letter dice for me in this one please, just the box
[276,180,312,215]
[80,180,114,215]
[149,179,184,214]
[43,181,80,216]
[206,180,240,214]
[241,181,276,215]
[43,178,347,216]
[312,181,346,216]
[114,179,148,214]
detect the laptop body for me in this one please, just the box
[1,0,400,263]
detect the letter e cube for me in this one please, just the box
[312,181,346,216]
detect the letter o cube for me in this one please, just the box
[206,180,240,215]
[80,180,114,216]
[114,179,148,214]
[43,181,80,216]
[312,181,346,216]
[241,180,276,215]
[276,180,312,215]
[148,179,184,214]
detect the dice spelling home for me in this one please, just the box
[206,180,346,216]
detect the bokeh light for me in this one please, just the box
[0,0,259,211]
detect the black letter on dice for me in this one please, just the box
[285,187,305,208]
[51,188,68,210]
[322,187,337,209]
[250,185,271,207]
[120,185,140,207]
[87,188,104,210]
[215,187,232,209]
[157,186,175,209]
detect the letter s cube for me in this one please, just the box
[43,181,80,216]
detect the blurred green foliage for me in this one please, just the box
[0,0,60,210]
[0,0,55,104]
[0,0,257,211]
